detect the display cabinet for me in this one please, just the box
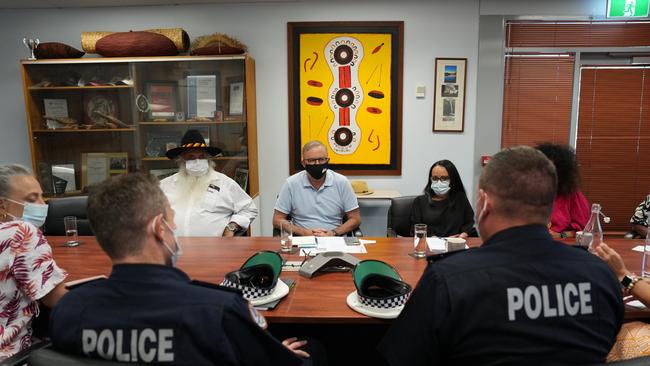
[20,55,258,199]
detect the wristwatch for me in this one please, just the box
[621,274,641,293]
[225,222,239,232]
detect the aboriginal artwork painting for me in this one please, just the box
[288,22,403,175]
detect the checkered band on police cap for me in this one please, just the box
[221,278,276,300]
[358,291,410,309]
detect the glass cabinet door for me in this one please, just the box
[21,56,256,198]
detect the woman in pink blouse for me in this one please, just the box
[536,143,590,238]
[0,165,67,359]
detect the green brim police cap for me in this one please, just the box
[222,251,283,300]
[353,260,412,309]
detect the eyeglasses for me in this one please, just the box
[431,176,450,182]
[304,158,329,165]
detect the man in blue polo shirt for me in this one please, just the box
[379,146,623,365]
[49,173,310,365]
[273,140,360,236]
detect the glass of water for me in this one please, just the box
[280,221,292,253]
[411,223,428,258]
[63,216,80,247]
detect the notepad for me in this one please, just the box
[291,236,317,248]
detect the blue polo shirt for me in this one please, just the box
[275,170,359,231]
[49,264,303,366]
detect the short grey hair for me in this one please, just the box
[302,140,327,158]
[0,164,31,198]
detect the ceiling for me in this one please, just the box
[0,0,301,9]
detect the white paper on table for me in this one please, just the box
[298,236,367,255]
[359,239,376,245]
[291,236,317,248]
[627,300,647,309]
[413,237,447,251]
[632,245,650,253]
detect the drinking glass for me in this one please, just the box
[63,216,80,247]
[411,223,428,258]
[280,221,292,253]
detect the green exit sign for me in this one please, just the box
[607,0,650,17]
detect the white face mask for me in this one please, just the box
[184,159,210,177]
[160,219,183,267]
[3,197,48,228]
[475,192,488,239]
[431,180,451,196]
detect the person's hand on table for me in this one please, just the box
[594,242,630,281]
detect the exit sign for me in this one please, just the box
[607,0,650,17]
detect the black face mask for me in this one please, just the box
[305,163,328,180]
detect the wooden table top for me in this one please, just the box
[48,236,649,324]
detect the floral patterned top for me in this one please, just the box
[0,220,66,359]
[631,194,650,228]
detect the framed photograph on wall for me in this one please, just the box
[146,82,178,121]
[287,21,404,176]
[433,58,467,132]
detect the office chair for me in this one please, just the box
[588,355,650,366]
[387,195,418,237]
[0,339,50,366]
[43,196,93,236]
[28,347,146,366]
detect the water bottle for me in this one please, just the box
[583,203,603,252]
[641,226,650,278]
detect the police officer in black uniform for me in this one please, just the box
[379,146,623,365]
[49,173,310,365]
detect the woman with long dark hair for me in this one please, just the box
[535,143,590,238]
[409,160,476,238]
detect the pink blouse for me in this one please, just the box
[549,191,590,233]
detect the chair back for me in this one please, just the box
[28,347,146,366]
[43,196,93,236]
[388,195,418,237]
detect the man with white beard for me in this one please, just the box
[160,130,257,237]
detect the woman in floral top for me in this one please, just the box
[0,165,67,359]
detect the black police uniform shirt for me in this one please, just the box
[49,264,303,366]
[379,224,624,366]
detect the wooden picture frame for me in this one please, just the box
[433,58,467,132]
[186,73,220,121]
[146,81,178,121]
[288,21,404,175]
[81,152,128,188]
[234,167,249,191]
[225,76,245,121]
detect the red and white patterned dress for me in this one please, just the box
[0,220,66,359]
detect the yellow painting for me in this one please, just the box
[288,22,403,175]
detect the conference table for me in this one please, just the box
[48,236,650,323]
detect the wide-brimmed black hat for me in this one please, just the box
[165,129,222,159]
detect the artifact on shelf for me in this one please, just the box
[93,111,130,128]
[22,37,39,60]
[186,116,213,122]
[81,28,189,54]
[34,42,85,59]
[190,33,247,55]
[95,31,177,57]
[42,116,78,129]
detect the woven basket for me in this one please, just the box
[81,28,189,54]
[145,28,189,52]
[81,31,112,53]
